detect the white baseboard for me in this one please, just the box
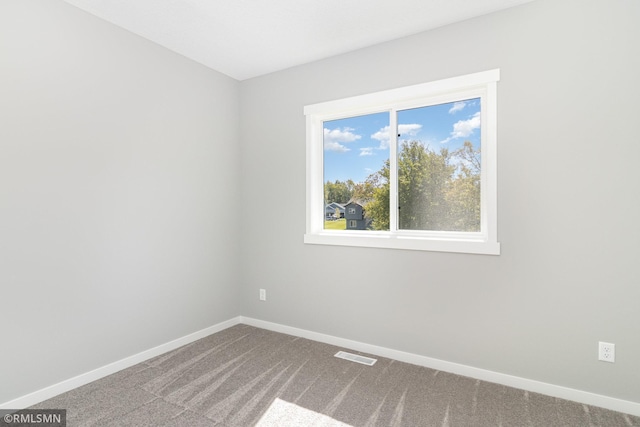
[240,316,640,417]
[3,315,639,417]
[0,316,243,410]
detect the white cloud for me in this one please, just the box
[399,123,422,138]
[323,127,361,152]
[360,147,374,156]
[452,112,481,137]
[371,124,422,148]
[449,101,466,114]
[324,141,350,152]
[441,112,481,144]
[370,127,390,148]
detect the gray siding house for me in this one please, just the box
[344,201,367,230]
[325,202,345,219]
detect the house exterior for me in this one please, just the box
[344,201,367,230]
[325,202,345,219]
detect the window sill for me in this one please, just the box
[304,232,500,255]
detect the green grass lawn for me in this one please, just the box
[324,218,346,230]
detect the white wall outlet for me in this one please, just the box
[259,289,266,301]
[598,342,615,363]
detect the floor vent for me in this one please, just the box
[334,351,377,366]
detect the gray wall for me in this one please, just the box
[0,1,240,403]
[239,0,640,403]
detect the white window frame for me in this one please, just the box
[304,69,500,255]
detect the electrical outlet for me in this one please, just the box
[259,289,266,301]
[598,342,615,363]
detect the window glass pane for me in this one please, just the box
[397,98,481,232]
[323,112,390,230]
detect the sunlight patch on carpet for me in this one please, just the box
[256,398,353,427]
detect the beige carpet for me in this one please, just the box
[31,324,640,426]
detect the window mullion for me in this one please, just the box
[389,109,398,233]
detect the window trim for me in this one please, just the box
[304,69,500,255]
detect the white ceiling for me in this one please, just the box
[63,0,535,81]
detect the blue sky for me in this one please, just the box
[323,98,481,183]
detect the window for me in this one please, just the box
[304,70,500,255]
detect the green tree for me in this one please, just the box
[445,141,481,231]
[351,181,375,203]
[324,179,352,204]
[398,141,454,230]
[363,140,480,232]
[364,160,390,230]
